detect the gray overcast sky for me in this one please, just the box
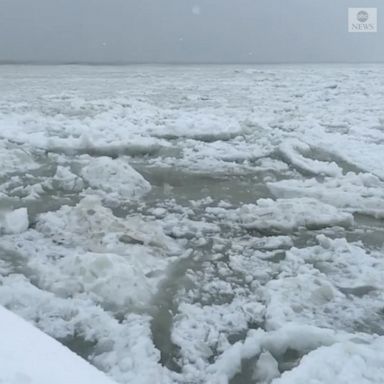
[0,0,383,63]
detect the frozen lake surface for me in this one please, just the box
[0,65,384,383]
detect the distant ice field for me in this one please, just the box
[0,64,384,384]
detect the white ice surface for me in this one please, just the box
[52,165,85,192]
[1,196,177,310]
[0,305,116,384]
[268,172,384,218]
[80,156,151,204]
[0,139,39,176]
[207,324,384,384]
[0,208,29,234]
[273,338,384,384]
[207,198,354,233]
[278,139,342,177]
[0,275,172,384]
[263,235,384,335]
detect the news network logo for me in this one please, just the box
[348,8,377,32]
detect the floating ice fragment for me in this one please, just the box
[273,338,384,384]
[268,172,384,218]
[278,140,342,177]
[253,351,280,383]
[208,198,353,233]
[36,195,175,252]
[52,166,84,192]
[81,156,151,203]
[0,140,39,177]
[1,208,29,234]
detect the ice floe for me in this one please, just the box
[268,172,384,218]
[0,207,29,234]
[172,297,265,374]
[80,156,151,204]
[0,197,178,311]
[207,198,354,233]
[265,235,384,332]
[273,338,384,384]
[278,140,342,177]
[36,196,173,251]
[207,324,384,384]
[52,165,85,192]
[0,139,39,177]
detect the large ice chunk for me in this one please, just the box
[35,195,173,251]
[0,140,39,176]
[268,172,384,218]
[207,198,353,233]
[0,208,29,234]
[9,197,178,308]
[278,140,342,177]
[81,156,151,203]
[273,338,384,384]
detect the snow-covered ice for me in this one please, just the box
[268,172,384,218]
[273,338,384,384]
[0,305,116,384]
[80,156,151,204]
[0,207,29,234]
[207,197,354,233]
[0,64,384,384]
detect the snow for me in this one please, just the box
[0,305,116,384]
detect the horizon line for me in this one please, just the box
[0,60,384,66]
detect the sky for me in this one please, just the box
[0,0,383,63]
